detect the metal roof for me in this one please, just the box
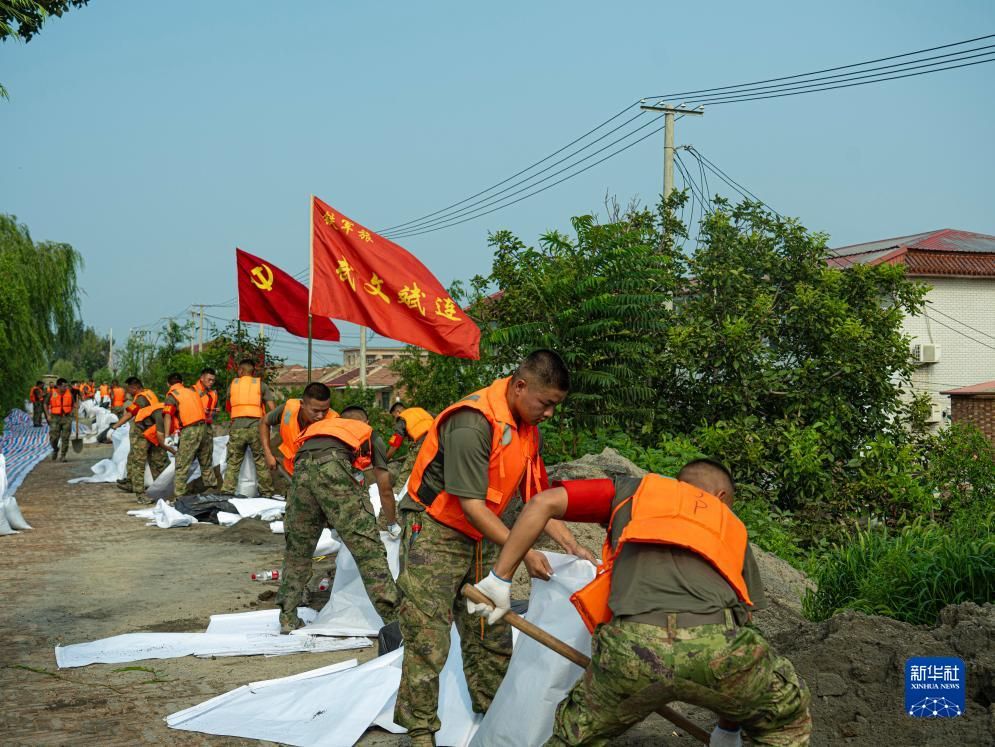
[941,380,995,396]
[828,229,995,276]
[831,229,995,257]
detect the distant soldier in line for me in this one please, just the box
[277,398,400,633]
[385,402,434,486]
[163,372,217,498]
[221,359,276,496]
[98,382,111,408]
[110,377,172,501]
[110,379,127,417]
[29,380,46,427]
[45,378,75,461]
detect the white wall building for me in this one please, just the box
[830,229,995,430]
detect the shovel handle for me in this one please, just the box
[461,584,710,744]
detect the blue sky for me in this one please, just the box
[3,1,994,366]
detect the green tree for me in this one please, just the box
[0,214,81,423]
[50,321,109,377]
[1,1,90,98]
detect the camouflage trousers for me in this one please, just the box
[49,415,72,457]
[32,401,44,427]
[277,454,399,622]
[221,421,273,496]
[174,423,216,497]
[394,514,513,739]
[548,617,812,746]
[127,425,169,496]
[111,406,125,418]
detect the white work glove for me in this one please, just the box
[387,522,401,539]
[709,724,742,747]
[466,571,512,625]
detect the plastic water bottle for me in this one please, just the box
[251,570,280,581]
[317,577,331,591]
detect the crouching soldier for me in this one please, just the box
[469,459,812,747]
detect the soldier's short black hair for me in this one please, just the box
[390,401,405,415]
[36,380,43,386]
[56,378,67,386]
[677,458,735,500]
[125,376,142,387]
[303,382,331,402]
[167,372,183,385]
[239,358,256,369]
[340,404,369,422]
[513,349,570,392]
[200,367,216,376]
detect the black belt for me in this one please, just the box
[620,609,735,629]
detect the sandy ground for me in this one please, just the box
[0,445,695,746]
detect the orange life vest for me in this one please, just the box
[229,377,263,419]
[135,401,165,445]
[398,407,433,442]
[194,380,219,423]
[407,377,544,541]
[111,386,126,407]
[30,386,45,403]
[99,384,110,398]
[294,417,374,470]
[278,399,339,475]
[166,383,206,429]
[49,390,74,415]
[570,474,752,634]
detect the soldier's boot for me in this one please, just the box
[407,734,435,747]
[279,610,305,634]
[117,482,134,493]
[52,446,59,461]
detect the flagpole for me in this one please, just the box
[359,326,367,388]
[307,194,315,385]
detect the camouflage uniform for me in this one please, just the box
[548,617,811,746]
[394,514,513,739]
[222,420,273,496]
[32,399,45,427]
[49,414,73,458]
[277,453,399,624]
[127,425,169,497]
[174,422,216,497]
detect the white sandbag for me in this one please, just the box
[470,554,596,746]
[295,532,400,637]
[0,505,17,535]
[3,495,32,530]
[228,497,286,518]
[167,626,479,747]
[55,630,370,668]
[147,435,234,501]
[149,499,197,528]
[69,423,130,483]
[216,511,242,527]
[206,608,318,635]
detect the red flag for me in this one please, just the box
[309,196,480,359]
[237,248,340,341]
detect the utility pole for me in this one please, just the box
[108,327,114,371]
[639,102,703,198]
[258,323,264,340]
[359,326,367,388]
[197,305,204,350]
[189,310,196,354]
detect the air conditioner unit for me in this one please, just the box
[924,402,944,424]
[911,343,941,365]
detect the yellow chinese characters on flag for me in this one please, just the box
[309,196,480,359]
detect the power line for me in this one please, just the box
[924,305,995,343]
[645,33,995,99]
[923,312,995,352]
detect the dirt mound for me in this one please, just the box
[774,603,995,745]
[216,517,282,546]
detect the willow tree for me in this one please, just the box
[0,214,81,422]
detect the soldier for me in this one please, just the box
[110,379,127,417]
[393,350,594,747]
[259,383,338,494]
[163,372,217,498]
[469,459,813,747]
[110,377,173,501]
[45,378,75,461]
[193,367,219,425]
[276,392,400,633]
[385,402,433,486]
[221,358,276,497]
[29,380,46,427]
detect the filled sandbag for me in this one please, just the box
[3,495,32,530]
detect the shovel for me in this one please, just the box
[462,584,710,744]
[71,406,83,453]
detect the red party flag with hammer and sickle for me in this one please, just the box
[236,248,340,341]
[309,196,480,359]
